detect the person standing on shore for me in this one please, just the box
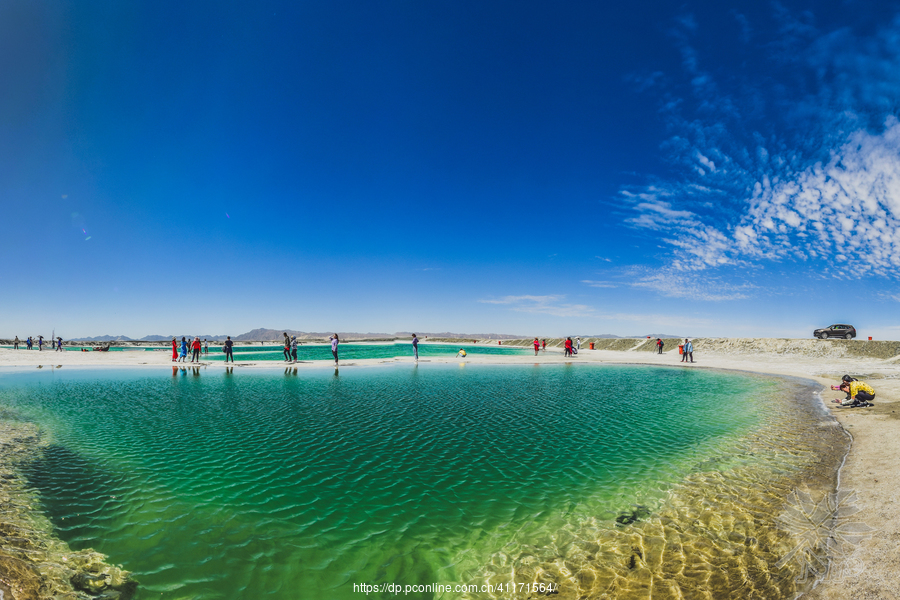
[13,336,18,350]
[542,339,546,351]
[38,335,43,351]
[171,337,178,362]
[412,334,419,362]
[290,336,298,363]
[564,337,573,357]
[26,337,32,350]
[179,337,188,362]
[283,333,291,362]
[656,338,663,354]
[56,337,63,352]
[533,338,540,355]
[681,338,694,363]
[203,339,208,355]
[191,337,201,362]
[576,337,582,352]
[224,336,234,362]
[329,334,339,365]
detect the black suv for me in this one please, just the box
[814,324,857,340]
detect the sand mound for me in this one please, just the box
[689,338,900,360]
[495,338,900,360]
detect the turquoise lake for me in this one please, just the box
[38,342,529,361]
[0,365,842,599]
[199,342,526,361]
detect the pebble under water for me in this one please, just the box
[0,364,846,599]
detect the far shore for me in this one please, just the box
[1,338,897,598]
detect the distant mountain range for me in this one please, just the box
[68,330,683,342]
[73,334,232,342]
[71,329,523,342]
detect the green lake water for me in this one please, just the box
[0,365,846,599]
[202,342,528,361]
[41,342,528,361]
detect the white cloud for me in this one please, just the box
[479,295,595,317]
[619,9,900,281]
[480,295,562,305]
[581,280,617,288]
[627,267,755,301]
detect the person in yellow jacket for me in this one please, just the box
[833,375,875,406]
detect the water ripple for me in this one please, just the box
[0,364,842,599]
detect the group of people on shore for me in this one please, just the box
[654,338,694,362]
[173,337,210,363]
[531,339,550,355]
[531,337,582,356]
[281,333,341,365]
[172,336,238,363]
[11,335,64,351]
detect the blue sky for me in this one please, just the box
[4,0,900,339]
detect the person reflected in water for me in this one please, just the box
[224,336,234,363]
[330,334,339,365]
[681,339,694,363]
[191,337,201,363]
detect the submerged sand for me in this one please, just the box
[0,340,897,598]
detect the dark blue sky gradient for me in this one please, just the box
[4,0,900,338]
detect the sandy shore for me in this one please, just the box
[1,343,897,598]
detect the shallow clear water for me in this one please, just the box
[0,365,843,599]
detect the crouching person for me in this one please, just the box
[834,379,875,407]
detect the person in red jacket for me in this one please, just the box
[564,337,573,357]
[533,338,540,355]
[190,337,202,363]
